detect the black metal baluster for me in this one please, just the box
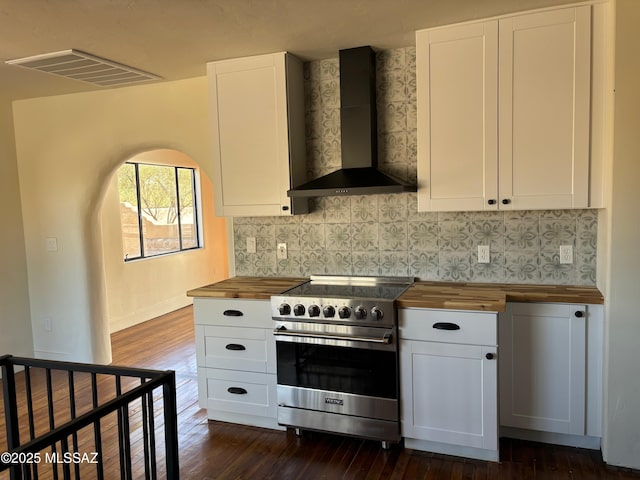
[140,379,151,480]
[23,367,38,480]
[163,371,179,479]
[60,438,71,480]
[67,372,80,479]
[148,387,157,480]
[1,356,20,480]
[116,376,126,480]
[91,373,104,480]
[45,368,58,480]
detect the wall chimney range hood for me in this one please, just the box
[288,46,417,198]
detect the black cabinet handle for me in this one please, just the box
[486,352,495,360]
[225,343,246,351]
[432,322,461,331]
[282,205,290,211]
[223,310,243,317]
[488,199,496,205]
[575,311,584,318]
[502,199,511,205]
[227,387,248,395]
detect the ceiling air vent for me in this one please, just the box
[5,49,161,87]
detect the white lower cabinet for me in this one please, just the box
[193,298,283,430]
[499,302,603,448]
[399,308,499,462]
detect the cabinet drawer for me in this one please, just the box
[198,367,277,419]
[195,325,276,373]
[194,298,272,328]
[399,308,497,346]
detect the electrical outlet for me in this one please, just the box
[478,245,490,263]
[246,237,256,254]
[277,243,288,260]
[559,245,573,264]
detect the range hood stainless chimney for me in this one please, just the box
[288,46,417,198]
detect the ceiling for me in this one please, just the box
[1,0,577,102]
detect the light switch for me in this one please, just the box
[46,237,58,252]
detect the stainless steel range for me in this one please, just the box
[271,275,414,448]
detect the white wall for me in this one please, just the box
[603,0,640,469]
[101,149,228,333]
[12,77,220,363]
[0,100,33,364]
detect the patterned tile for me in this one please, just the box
[321,196,351,223]
[327,251,353,275]
[325,223,351,251]
[379,194,408,222]
[540,220,576,248]
[351,223,379,251]
[439,252,473,282]
[439,221,472,251]
[471,253,505,283]
[277,252,303,277]
[301,251,328,275]
[470,219,504,249]
[380,251,410,276]
[409,251,439,280]
[351,196,379,223]
[505,220,540,252]
[408,221,438,251]
[539,250,576,285]
[353,252,381,276]
[504,252,541,284]
[380,222,408,251]
[300,224,325,250]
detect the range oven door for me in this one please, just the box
[273,321,399,434]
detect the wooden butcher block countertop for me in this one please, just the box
[187,276,306,300]
[398,282,604,312]
[188,277,604,311]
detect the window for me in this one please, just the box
[117,162,201,260]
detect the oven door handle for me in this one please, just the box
[273,327,392,345]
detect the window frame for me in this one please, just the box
[119,161,202,262]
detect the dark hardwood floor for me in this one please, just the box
[3,305,640,479]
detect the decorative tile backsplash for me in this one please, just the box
[232,47,597,285]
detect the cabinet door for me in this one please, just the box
[208,53,306,216]
[498,6,591,209]
[499,303,586,434]
[401,340,498,450]
[416,22,498,212]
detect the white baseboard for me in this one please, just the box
[109,295,193,333]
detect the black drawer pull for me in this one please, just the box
[227,387,247,395]
[225,343,246,351]
[574,311,584,318]
[432,322,461,331]
[223,310,244,317]
[486,352,495,360]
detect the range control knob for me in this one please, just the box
[308,305,321,317]
[354,306,367,320]
[323,305,336,318]
[278,303,291,316]
[370,307,384,321]
[293,304,306,316]
[338,306,351,319]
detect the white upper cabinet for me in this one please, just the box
[417,6,595,211]
[208,52,308,217]
[416,21,499,212]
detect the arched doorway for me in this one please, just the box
[99,148,228,335]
